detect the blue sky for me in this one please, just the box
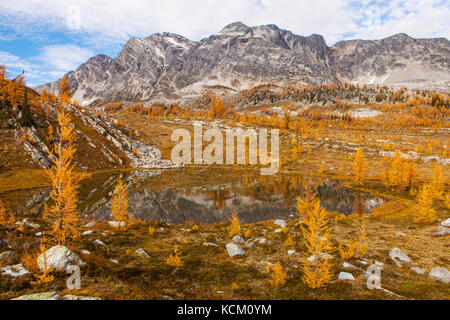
[0,0,448,87]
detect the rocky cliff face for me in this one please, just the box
[36,22,450,105]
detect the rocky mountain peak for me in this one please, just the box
[218,21,250,36]
[35,23,450,105]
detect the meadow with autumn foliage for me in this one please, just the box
[0,65,449,300]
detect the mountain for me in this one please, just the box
[36,22,450,106]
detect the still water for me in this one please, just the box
[3,168,384,224]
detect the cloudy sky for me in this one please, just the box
[0,0,448,86]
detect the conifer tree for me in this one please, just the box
[111,177,131,230]
[43,110,80,244]
[432,163,444,199]
[266,262,287,287]
[298,193,333,289]
[59,76,72,104]
[228,210,241,237]
[414,184,437,224]
[353,148,365,184]
[166,245,182,267]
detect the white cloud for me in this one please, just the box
[35,44,94,71]
[0,0,448,86]
[0,0,448,47]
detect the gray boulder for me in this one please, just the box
[37,246,83,272]
[338,272,355,281]
[389,248,411,267]
[226,243,246,257]
[428,267,450,283]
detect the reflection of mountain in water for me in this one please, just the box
[316,180,384,214]
[92,188,296,224]
[2,170,384,224]
[90,176,384,224]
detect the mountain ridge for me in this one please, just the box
[35,22,450,105]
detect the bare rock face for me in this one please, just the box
[36,22,450,106]
[329,33,450,89]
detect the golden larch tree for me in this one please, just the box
[228,210,241,237]
[298,193,333,289]
[414,184,437,224]
[353,148,365,184]
[266,262,287,287]
[43,110,80,245]
[166,245,183,267]
[59,76,71,104]
[432,164,445,199]
[111,177,133,230]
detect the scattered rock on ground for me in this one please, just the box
[94,239,107,246]
[135,248,151,258]
[441,218,450,227]
[12,292,101,300]
[427,226,450,237]
[255,237,267,244]
[232,235,245,243]
[85,221,97,228]
[202,242,218,247]
[428,267,450,283]
[62,295,102,300]
[343,262,358,269]
[108,221,126,228]
[338,272,355,281]
[82,230,94,235]
[0,251,16,265]
[12,292,60,300]
[410,267,426,275]
[37,246,83,272]
[274,219,287,227]
[389,248,411,267]
[307,253,334,263]
[395,232,406,238]
[226,243,246,257]
[15,219,40,229]
[1,264,29,277]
